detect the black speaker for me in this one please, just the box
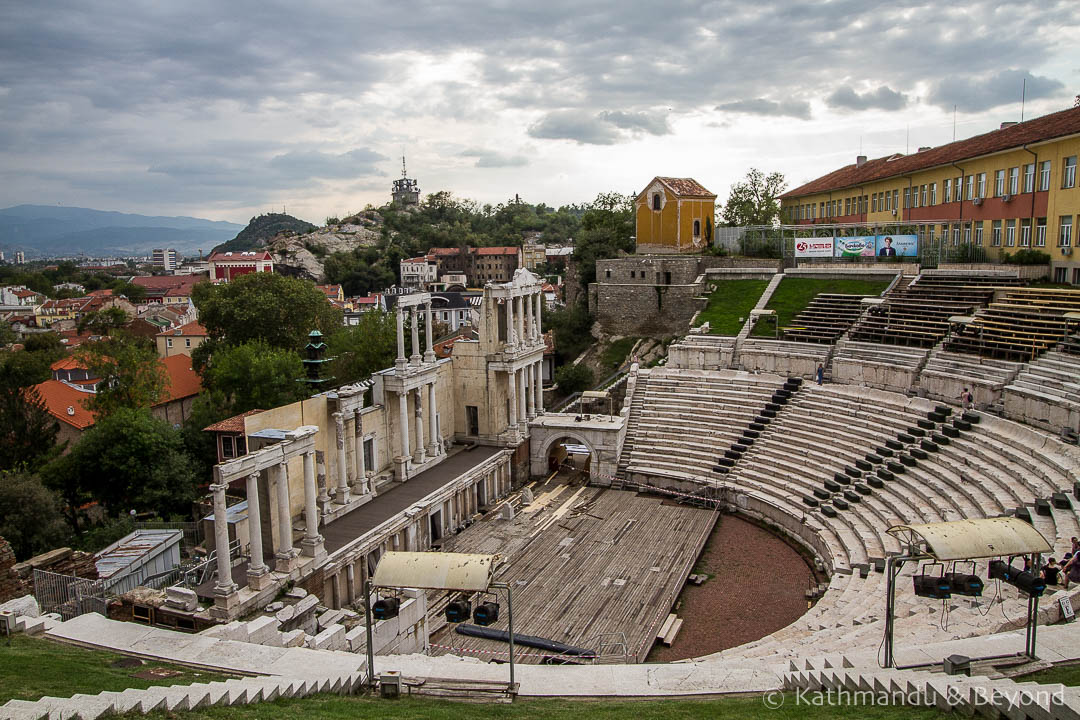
[473,602,500,626]
[446,599,472,623]
[373,597,400,620]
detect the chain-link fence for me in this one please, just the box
[33,569,107,620]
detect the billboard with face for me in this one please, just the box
[875,234,918,257]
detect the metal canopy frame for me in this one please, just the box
[362,551,517,695]
[883,518,1053,669]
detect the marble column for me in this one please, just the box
[534,292,543,342]
[332,412,350,504]
[398,391,411,461]
[395,305,406,370]
[427,381,439,457]
[211,482,236,595]
[526,364,536,420]
[245,472,271,590]
[514,295,524,347]
[507,368,518,430]
[534,361,544,414]
[344,412,356,489]
[505,296,515,348]
[353,409,368,494]
[424,301,436,363]
[274,461,298,572]
[413,388,426,464]
[300,451,324,558]
[409,306,421,364]
[518,367,528,429]
[405,522,417,551]
[315,450,331,517]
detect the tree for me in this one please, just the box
[0,321,16,347]
[0,472,71,559]
[0,383,60,472]
[721,168,787,227]
[77,306,129,335]
[43,409,198,523]
[200,340,306,414]
[571,192,635,291]
[193,272,343,350]
[78,337,167,417]
[326,310,397,385]
[554,363,594,394]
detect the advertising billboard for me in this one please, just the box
[875,234,918,257]
[794,237,835,258]
[835,236,877,258]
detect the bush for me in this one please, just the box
[1001,249,1051,265]
[555,363,594,394]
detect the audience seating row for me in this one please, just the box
[782,293,874,344]
[945,288,1080,362]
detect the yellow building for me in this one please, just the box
[780,105,1080,283]
[635,177,716,254]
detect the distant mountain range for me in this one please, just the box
[0,205,245,258]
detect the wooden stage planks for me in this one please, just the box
[429,476,718,664]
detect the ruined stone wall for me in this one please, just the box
[590,281,706,338]
[0,539,99,604]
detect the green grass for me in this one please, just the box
[751,277,892,338]
[0,634,234,704]
[697,279,770,335]
[598,337,639,376]
[135,693,946,719]
[1018,661,1080,687]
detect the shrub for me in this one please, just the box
[1001,249,1051,265]
[555,363,594,394]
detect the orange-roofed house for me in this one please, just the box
[202,409,263,463]
[316,284,345,302]
[156,321,209,358]
[635,176,717,253]
[28,380,97,447]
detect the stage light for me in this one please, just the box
[372,597,400,620]
[944,561,983,597]
[988,559,1045,597]
[913,563,950,599]
[446,599,472,623]
[473,601,500,626]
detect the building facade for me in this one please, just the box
[156,321,208,358]
[206,251,274,282]
[399,255,439,290]
[152,248,179,272]
[780,105,1080,283]
[634,176,717,253]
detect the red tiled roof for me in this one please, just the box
[782,105,1080,198]
[650,177,716,199]
[28,380,96,429]
[354,296,380,305]
[203,408,263,433]
[430,247,462,256]
[130,275,200,290]
[50,356,85,372]
[155,321,207,338]
[475,247,519,256]
[86,289,113,297]
[12,289,39,298]
[206,251,272,262]
[159,354,202,404]
[542,330,555,355]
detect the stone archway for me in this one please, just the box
[538,431,598,478]
[528,414,625,484]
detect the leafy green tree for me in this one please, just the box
[721,168,787,227]
[77,306,129,335]
[43,409,198,525]
[110,280,146,303]
[326,310,397,385]
[200,340,305,414]
[554,363,594,394]
[571,192,635,290]
[78,337,166,417]
[0,321,16,347]
[0,382,60,472]
[0,471,71,559]
[323,248,396,296]
[193,272,343,349]
[543,302,595,365]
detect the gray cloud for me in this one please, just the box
[597,111,670,136]
[527,111,622,145]
[267,149,386,180]
[927,69,1065,113]
[826,85,908,111]
[460,149,529,168]
[715,98,812,120]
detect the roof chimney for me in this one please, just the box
[856,155,867,167]
[918,146,932,152]
[1000,121,1017,130]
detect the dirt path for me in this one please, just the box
[646,514,815,662]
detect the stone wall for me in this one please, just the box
[1003,388,1079,434]
[590,281,706,337]
[831,358,920,395]
[0,540,99,604]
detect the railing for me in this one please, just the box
[33,569,107,621]
[135,520,203,552]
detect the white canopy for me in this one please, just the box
[371,551,495,592]
[887,517,1052,561]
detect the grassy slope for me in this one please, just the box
[598,336,639,376]
[697,279,770,336]
[1019,661,1080,687]
[751,277,892,338]
[134,693,945,720]
[0,635,233,704]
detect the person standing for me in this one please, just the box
[816,363,824,385]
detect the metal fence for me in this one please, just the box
[33,569,108,620]
[135,520,203,552]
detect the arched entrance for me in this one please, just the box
[545,434,595,478]
[528,414,624,484]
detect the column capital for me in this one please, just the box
[210,482,228,494]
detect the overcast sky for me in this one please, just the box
[1,1,1078,224]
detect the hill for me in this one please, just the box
[212,213,317,253]
[0,205,243,257]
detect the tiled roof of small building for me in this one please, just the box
[655,177,716,198]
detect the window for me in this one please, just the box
[893,189,899,210]
[605,269,610,279]
[954,176,963,202]
[844,198,850,215]
[1024,163,1035,193]
[1074,268,1080,285]
[465,405,479,436]
[930,182,937,205]
[928,225,935,241]
[1065,156,1077,189]
[1036,218,1047,247]
[944,178,951,201]
[185,338,191,347]
[991,220,1002,246]
[1005,220,1016,247]
[222,436,235,459]
[963,222,971,244]
[166,338,173,348]
[974,221,984,245]
[903,187,910,209]
[953,225,961,245]
[995,169,1005,197]
[1008,167,1019,195]
[977,173,986,198]
[921,184,928,206]
[1055,267,1068,284]
[965,175,974,200]
[651,193,661,211]
[1060,215,1073,247]
[1020,219,1031,247]
[693,219,701,236]
[1040,161,1051,191]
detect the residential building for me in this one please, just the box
[205,250,274,281]
[129,275,202,305]
[316,284,344,302]
[14,251,25,264]
[156,321,209,358]
[386,291,477,333]
[52,282,86,294]
[399,255,439,290]
[545,245,574,269]
[151,248,180,272]
[780,105,1080,283]
[1,286,44,307]
[424,246,521,286]
[635,176,717,253]
[522,234,546,270]
[203,409,263,463]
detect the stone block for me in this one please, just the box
[317,609,345,632]
[275,605,296,624]
[313,623,346,651]
[0,595,39,618]
[281,629,307,647]
[164,586,198,612]
[284,587,308,599]
[245,615,280,645]
[345,626,368,653]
